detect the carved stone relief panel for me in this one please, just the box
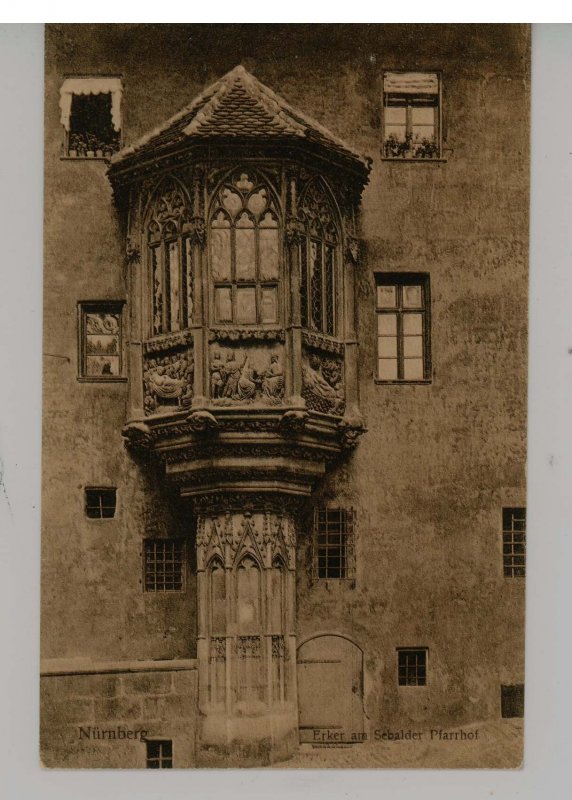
[209,342,285,406]
[301,348,345,416]
[143,346,194,415]
[196,509,296,571]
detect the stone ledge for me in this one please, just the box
[40,657,198,677]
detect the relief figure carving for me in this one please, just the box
[302,352,345,416]
[210,346,285,405]
[144,349,194,415]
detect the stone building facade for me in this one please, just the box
[41,24,529,768]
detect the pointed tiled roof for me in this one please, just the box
[110,65,370,171]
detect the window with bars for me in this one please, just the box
[313,508,356,580]
[382,72,441,160]
[210,171,280,325]
[84,487,116,519]
[146,739,173,768]
[501,684,524,718]
[503,508,526,577]
[397,648,428,686]
[143,539,185,592]
[375,274,431,382]
[78,301,124,380]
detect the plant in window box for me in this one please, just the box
[384,132,413,159]
[414,138,439,159]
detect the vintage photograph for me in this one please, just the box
[41,23,529,768]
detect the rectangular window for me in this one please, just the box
[501,684,524,718]
[144,539,185,592]
[503,508,526,577]
[313,508,356,580]
[78,301,125,380]
[383,72,441,160]
[146,739,173,768]
[85,487,116,519]
[397,648,428,686]
[375,274,430,382]
[60,77,122,159]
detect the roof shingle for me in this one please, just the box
[111,65,370,170]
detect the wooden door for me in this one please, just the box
[297,635,364,743]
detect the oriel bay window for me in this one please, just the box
[375,274,431,382]
[299,180,339,335]
[210,172,280,325]
[147,178,194,336]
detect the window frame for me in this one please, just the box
[374,273,431,384]
[208,174,282,328]
[84,487,117,520]
[145,739,173,768]
[77,300,126,382]
[312,507,356,582]
[143,538,186,593]
[502,507,526,578]
[381,70,444,162]
[397,647,428,687]
[59,75,123,161]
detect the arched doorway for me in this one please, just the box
[297,635,364,743]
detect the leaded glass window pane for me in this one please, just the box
[209,172,280,324]
[236,287,257,323]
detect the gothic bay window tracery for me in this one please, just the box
[147,179,194,336]
[210,172,280,325]
[298,180,339,336]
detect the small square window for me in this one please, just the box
[78,301,125,380]
[144,539,185,592]
[85,488,116,519]
[146,739,173,768]
[312,508,356,580]
[501,684,524,718]
[60,77,122,159]
[397,648,428,686]
[382,72,441,160]
[502,508,526,577]
[375,274,431,383]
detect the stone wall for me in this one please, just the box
[40,661,198,768]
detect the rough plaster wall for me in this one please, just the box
[42,24,528,728]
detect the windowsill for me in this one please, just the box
[381,157,447,164]
[374,379,432,385]
[77,376,128,383]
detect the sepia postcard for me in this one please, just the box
[40,22,529,769]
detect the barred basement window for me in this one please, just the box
[382,72,441,160]
[375,274,431,382]
[144,539,185,592]
[501,684,524,718]
[85,488,116,519]
[146,739,173,768]
[503,508,526,577]
[313,508,356,580]
[398,648,428,686]
[59,77,122,158]
[78,301,125,380]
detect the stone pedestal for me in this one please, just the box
[194,503,299,766]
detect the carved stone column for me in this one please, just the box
[194,498,298,766]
